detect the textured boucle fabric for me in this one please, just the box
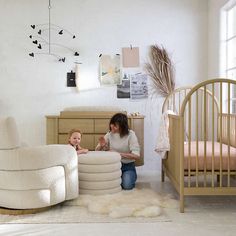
[78,162,121,173]
[79,170,121,181]
[79,151,121,165]
[0,117,79,209]
[78,151,122,195]
[0,117,20,149]
[79,179,121,190]
[79,186,121,195]
[0,166,65,209]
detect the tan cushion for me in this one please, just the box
[78,162,121,173]
[0,117,20,149]
[184,141,236,170]
[79,170,121,181]
[79,151,121,165]
[79,178,121,190]
[79,186,121,195]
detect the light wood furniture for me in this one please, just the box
[162,79,236,212]
[46,110,144,166]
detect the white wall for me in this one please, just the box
[0,0,208,171]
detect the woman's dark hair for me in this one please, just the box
[109,113,129,137]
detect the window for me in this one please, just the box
[221,1,236,113]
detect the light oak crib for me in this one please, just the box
[161,78,236,212]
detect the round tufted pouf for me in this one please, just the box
[78,162,121,173]
[79,170,121,181]
[78,151,122,195]
[79,186,121,195]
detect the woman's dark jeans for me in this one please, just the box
[121,162,137,190]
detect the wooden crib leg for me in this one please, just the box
[161,169,165,182]
[161,160,165,182]
[180,194,184,213]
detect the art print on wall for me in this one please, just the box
[117,73,130,98]
[122,47,140,67]
[130,73,148,100]
[99,54,121,85]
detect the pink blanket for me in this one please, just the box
[184,141,236,170]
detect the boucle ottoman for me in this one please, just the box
[78,151,122,195]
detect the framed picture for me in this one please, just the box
[117,77,130,98]
[100,54,121,85]
[130,73,148,100]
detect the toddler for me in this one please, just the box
[68,129,89,154]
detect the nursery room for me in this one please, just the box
[0,0,236,235]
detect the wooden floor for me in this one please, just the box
[1,170,236,236]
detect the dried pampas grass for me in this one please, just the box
[145,44,175,97]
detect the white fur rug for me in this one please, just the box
[0,188,178,224]
[66,188,178,218]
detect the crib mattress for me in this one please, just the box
[184,141,236,171]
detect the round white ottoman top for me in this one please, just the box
[79,151,121,165]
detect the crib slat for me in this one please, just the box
[206,90,209,141]
[220,82,223,187]
[204,86,207,187]
[235,115,236,147]
[227,83,231,187]
[180,116,185,213]
[185,90,187,141]
[196,90,199,187]
[188,98,192,187]
[201,93,204,141]
[212,84,215,187]
[234,115,236,146]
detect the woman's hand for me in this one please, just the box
[119,152,140,160]
[95,137,109,151]
[98,136,107,147]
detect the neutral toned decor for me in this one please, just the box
[161,78,236,212]
[0,187,177,223]
[99,55,121,85]
[0,117,79,214]
[145,44,175,97]
[46,108,144,166]
[70,188,173,218]
[78,151,122,195]
[29,0,79,62]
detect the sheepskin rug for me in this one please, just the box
[69,188,178,218]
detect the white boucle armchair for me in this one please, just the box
[0,117,78,213]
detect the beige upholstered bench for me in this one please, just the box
[78,151,122,195]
